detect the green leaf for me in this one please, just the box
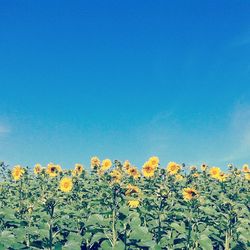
[54,242,63,250]
[86,214,109,227]
[114,241,125,250]
[130,216,141,229]
[10,242,26,249]
[119,207,129,217]
[100,240,112,250]
[173,243,185,249]
[130,226,149,240]
[153,245,162,250]
[170,222,186,234]
[137,240,156,248]
[90,232,107,244]
[67,232,82,242]
[199,235,213,250]
[200,206,217,216]
[63,241,81,250]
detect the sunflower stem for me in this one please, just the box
[112,187,118,248]
[112,209,117,247]
[48,202,55,250]
[157,198,164,243]
[225,230,230,250]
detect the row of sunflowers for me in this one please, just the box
[0,157,249,249]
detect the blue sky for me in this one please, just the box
[0,0,250,169]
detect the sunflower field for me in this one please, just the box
[0,157,249,250]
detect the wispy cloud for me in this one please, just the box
[221,104,250,162]
[133,103,250,167]
[230,31,250,47]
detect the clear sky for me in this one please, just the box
[0,0,250,169]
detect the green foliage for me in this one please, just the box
[0,161,249,249]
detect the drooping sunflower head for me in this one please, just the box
[12,165,25,181]
[59,177,73,193]
[34,164,42,175]
[110,169,122,184]
[190,165,197,171]
[128,199,140,208]
[192,173,200,178]
[167,162,181,175]
[71,169,77,177]
[123,160,131,170]
[91,156,101,168]
[217,172,228,182]
[97,168,105,176]
[142,162,155,178]
[27,205,34,214]
[127,167,140,179]
[242,164,249,173]
[182,187,199,201]
[101,159,112,171]
[125,184,141,196]
[235,169,241,176]
[175,174,184,182]
[75,163,84,175]
[201,164,207,172]
[209,167,221,179]
[148,156,159,169]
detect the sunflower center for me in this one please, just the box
[188,191,196,197]
[14,170,21,176]
[63,182,69,188]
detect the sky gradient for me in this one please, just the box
[0,0,250,169]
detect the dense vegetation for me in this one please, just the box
[0,158,249,249]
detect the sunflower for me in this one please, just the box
[217,173,228,182]
[142,162,155,178]
[60,177,73,192]
[175,174,184,182]
[209,167,221,179]
[182,188,198,201]
[242,164,249,173]
[75,163,84,175]
[110,169,122,184]
[34,164,42,175]
[71,169,77,177]
[12,165,25,181]
[123,160,131,171]
[245,173,250,180]
[125,184,141,196]
[193,173,200,178]
[148,156,159,169]
[167,162,181,175]
[190,166,197,171]
[127,167,140,179]
[128,200,140,208]
[97,168,105,176]
[27,205,34,214]
[55,164,62,173]
[91,156,101,168]
[46,163,58,177]
[201,164,207,172]
[101,159,112,171]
